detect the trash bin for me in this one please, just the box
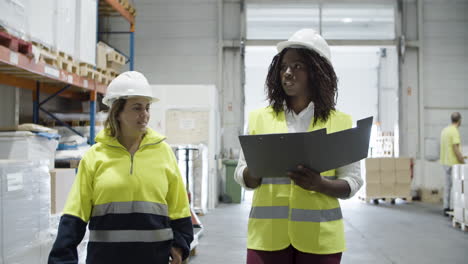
[223,159,242,203]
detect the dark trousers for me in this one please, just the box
[247,245,342,264]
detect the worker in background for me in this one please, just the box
[440,112,466,216]
[234,29,363,264]
[48,71,193,264]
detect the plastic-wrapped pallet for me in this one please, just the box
[0,131,58,170]
[192,144,209,215]
[0,160,52,263]
[452,165,466,223]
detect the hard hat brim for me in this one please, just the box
[103,95,160,107]
[277,40,332,65]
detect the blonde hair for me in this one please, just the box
[104,98,127,138]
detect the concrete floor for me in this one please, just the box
[189,195,468,264]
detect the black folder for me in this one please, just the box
[238,116,373,178]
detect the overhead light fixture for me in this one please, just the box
[342,18,353,23]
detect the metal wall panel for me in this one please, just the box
[423,0,468,147]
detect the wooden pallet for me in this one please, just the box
[32,43,59,67]
[359,195,412,204]
[97,72,109,85]
[0,30,33,57]
[107,50,126,65]
[57,57,72,72]
[56,51,81,74]
[452,218,468,232]
[79,63,99,79]
[118,0,130,9]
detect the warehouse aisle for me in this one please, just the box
[189,197,468,264]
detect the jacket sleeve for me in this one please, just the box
[166,147,194,260]
[49,157,94,263]
[48,215,87,264]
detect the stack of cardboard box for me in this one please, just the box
[452,164,467,225]
[360,157,412,201]
[50,168,77,214]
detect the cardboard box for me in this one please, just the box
[364,183,380,197]
[380,183,395,196]
[364,172,380,183]
[454,207,464,222]
[395,157,411,171]
[381,171,395,184]
[420,188,442,204]
[395,183,411,197]
[50,168,76,214]
[395,170,411,183]
[96,41,110,69]
[380,158,395,171]
[364,158,380,172]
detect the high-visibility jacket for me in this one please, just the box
[247,107,352,254]
[48,128,193,264]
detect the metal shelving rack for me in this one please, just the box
[98,0,136,71]
[0,44,107,143]
[0,0,135,145]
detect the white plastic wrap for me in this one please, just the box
[27,0,55,47]
[49,112,108,122]
[56,0,77,56]
[75,0,97,65]
[0,160,51,263]
[55,145,90,160]
[0,0,29,39]
[192,144,209,214]
[54,125,105,143]
[0,131,58,170]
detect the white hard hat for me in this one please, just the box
[277,28,331,65]
[102,71,159,107]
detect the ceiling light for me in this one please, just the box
[342,18,353,23]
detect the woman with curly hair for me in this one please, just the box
[234,29,363,264]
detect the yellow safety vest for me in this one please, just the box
[247,107,352,254]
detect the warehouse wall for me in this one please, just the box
[401,0,468,189]
[422,0,468,152]
[105,0,218,84]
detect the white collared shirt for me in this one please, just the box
[234,103,362,199]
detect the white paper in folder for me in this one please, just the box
[239,116,373,178]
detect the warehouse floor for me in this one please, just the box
[189,196,468,264]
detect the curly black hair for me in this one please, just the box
[265,47,338,126]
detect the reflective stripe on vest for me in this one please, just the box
[291,207,342,222]
[249,206,343,223]
[89,228,173,243]
[249,206,289,219]
[250,206,342,222]
[91,201,168,217]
